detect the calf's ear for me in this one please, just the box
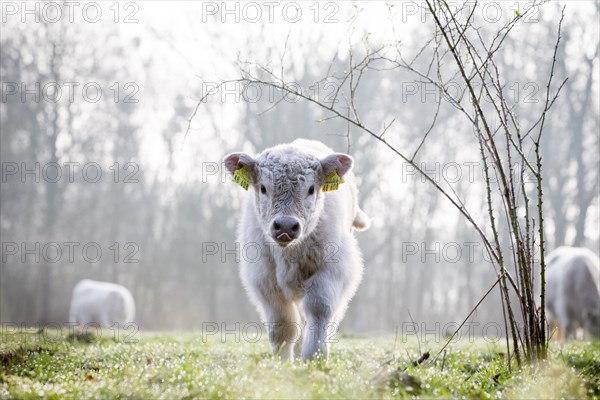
[320,153,353,178]
[223,152,257,190]
[223,152,255,174]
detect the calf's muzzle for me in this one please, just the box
[271,216,301,245]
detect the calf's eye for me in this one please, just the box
[260,185,267,194]
[308,185,315,195]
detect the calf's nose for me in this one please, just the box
[272,217,301,243]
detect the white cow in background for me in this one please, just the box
[545,246,600,340]
[69,279,136,328]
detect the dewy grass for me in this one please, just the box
[0,330,598,399]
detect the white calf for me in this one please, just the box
[545,246,600,340]
[69,279,136,328]
[224,139,369,361]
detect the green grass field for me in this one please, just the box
[1,329,598,399]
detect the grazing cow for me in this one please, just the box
[545,246,600,340]
[69,279,136,328]
[224,139,370,361]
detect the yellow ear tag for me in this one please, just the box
[232,166,250,191]
[322,171,344,192]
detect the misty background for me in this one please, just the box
[1,1,598,335]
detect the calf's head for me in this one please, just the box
[224,147,353,246]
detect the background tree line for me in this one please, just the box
[1,1,597,335]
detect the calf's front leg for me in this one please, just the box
[301,273,340,361]
[262,300,303,362]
